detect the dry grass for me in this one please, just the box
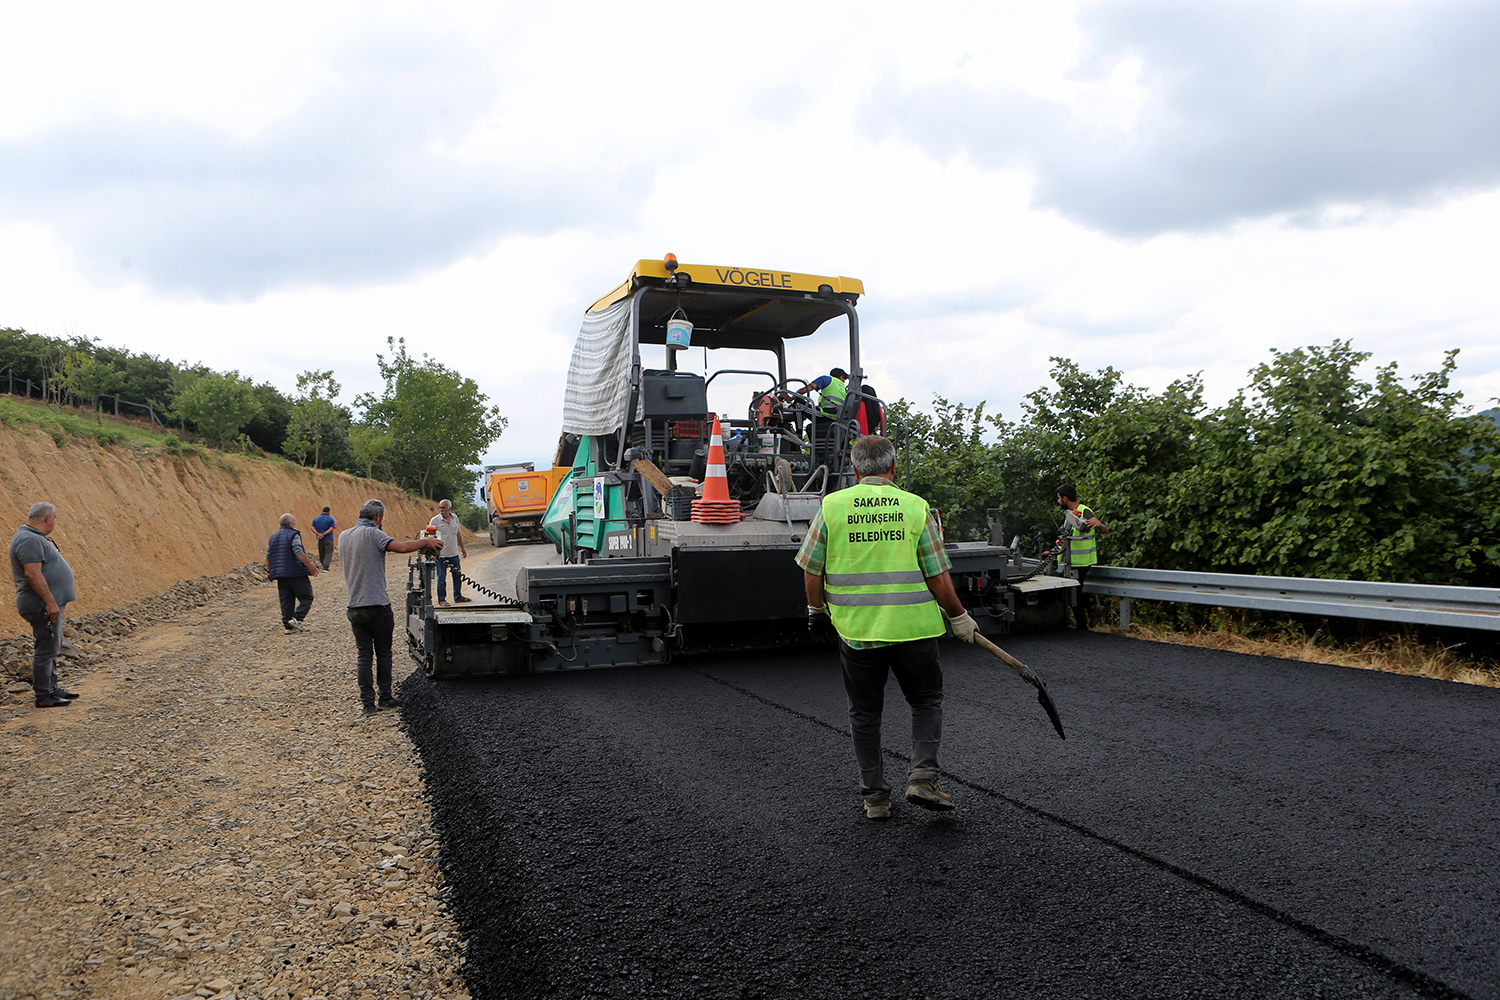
[1120,622,1500,687]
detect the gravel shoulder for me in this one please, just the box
[0,550,489,1000]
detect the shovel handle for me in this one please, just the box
[970,632,1067,740]
[973,632,1027,673]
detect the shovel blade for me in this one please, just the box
[1037,685,1067,740]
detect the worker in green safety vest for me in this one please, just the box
[796,434,979,821]
[809,367,849,417]
[1057,481,1109,630]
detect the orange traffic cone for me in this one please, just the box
[692,416,740,524]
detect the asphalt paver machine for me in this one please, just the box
[406,256,1076,677]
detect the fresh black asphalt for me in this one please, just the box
[401,631,1500,1000]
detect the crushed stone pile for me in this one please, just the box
[0,559,472,1000]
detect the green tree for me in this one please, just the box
[348,424,395,481]
[1016,358,1207,566]
[1,328,61,397]
[58,349,120,419]
[355,338,507,498]
[1170,343,1500,585]
[284,370,343,468]
[171,371,264,448]
[886,395,1005,542]
[242,382,294,453]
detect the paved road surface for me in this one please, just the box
[413,545,1498,999]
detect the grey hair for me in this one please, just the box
[27,502,56,520]
[279,513,295,527]
[850,435,898,476]
[359,499,386,520]
[438,499,452,508]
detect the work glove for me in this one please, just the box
[808,603,829,623]
[945,610,979,643]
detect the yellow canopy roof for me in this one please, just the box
[589,259,864,314]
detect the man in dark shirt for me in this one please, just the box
[10,502,78,708]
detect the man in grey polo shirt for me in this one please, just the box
[10,502,78,708]
[340,498,442,715]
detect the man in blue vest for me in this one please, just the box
[796,435,979,820]
[266,513,320,633]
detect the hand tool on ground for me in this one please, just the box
[972,633,1067,740]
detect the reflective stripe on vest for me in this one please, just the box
[821,485,944,643]
[1069,504,1098,568]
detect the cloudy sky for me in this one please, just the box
[3,0,1498,467]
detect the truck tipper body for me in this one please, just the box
[405,255,1078,677]
[481,464,570,546]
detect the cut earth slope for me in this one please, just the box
[0,424,437,638]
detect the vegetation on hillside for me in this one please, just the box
[1,326,506,502]
[893,342,1500,590]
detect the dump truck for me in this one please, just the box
[480,463,570,546]
[405,255,1077,677]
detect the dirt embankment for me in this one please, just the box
[0,426,452,638]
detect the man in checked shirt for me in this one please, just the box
[796,435,979,821]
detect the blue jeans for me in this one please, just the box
[22,604,66,700]
[436,556,463,602]
[839,637,943,803]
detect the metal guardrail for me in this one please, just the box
[1084,566,1500,632]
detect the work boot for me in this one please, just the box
[377,694,401,710]
[864,798,892,821]
[905,777,955,811]
[454,595,473,603]
[361,703,379,717]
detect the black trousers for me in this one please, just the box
[1071,565,1092,629]
[838,637,943,801]
[276,576,314,624]
[347,604,395,705]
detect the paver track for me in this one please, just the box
[401,632,1500,1000]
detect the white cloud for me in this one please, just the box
[1,0,1497,474]
[870,0,1500,235]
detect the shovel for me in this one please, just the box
[972,633,1067,740]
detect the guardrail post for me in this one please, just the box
[1119,597,1132,632]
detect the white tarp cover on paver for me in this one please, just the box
[561,298,635,436]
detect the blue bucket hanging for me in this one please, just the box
[665,307,693,350]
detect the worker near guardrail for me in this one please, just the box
[427,500,471,606]
[341,499,443,716]
[266,513,320,633]
[311,506,337,571]
[1057,482,1108,630]
[797,435,979,821]
[809,367,849,418]
[10,502,78,708]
